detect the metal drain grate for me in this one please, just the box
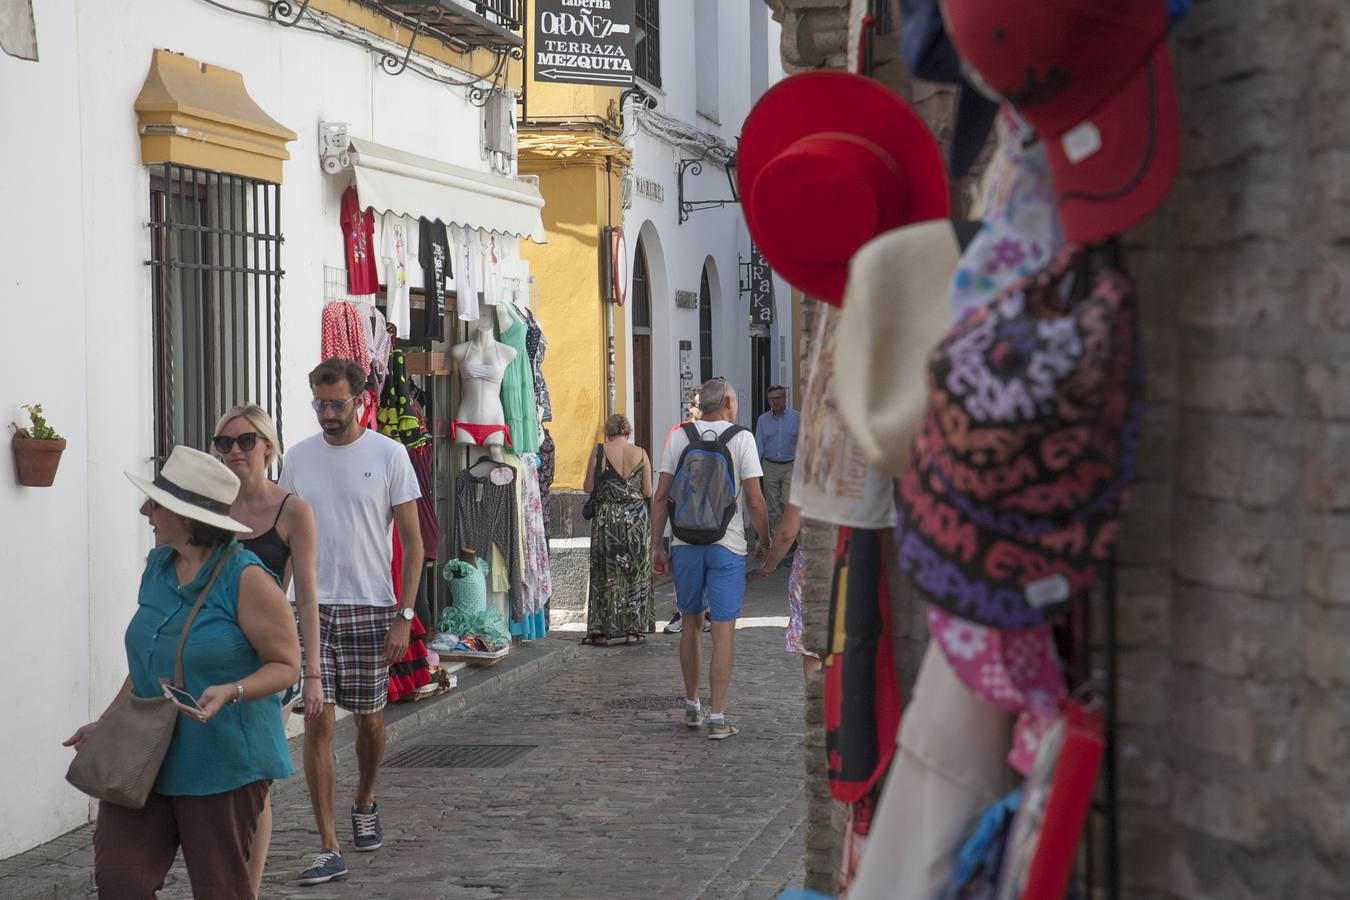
[382,744,537,769]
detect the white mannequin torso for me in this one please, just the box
[451,312,517,458]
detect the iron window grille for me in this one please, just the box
[147,163,284,470]
[635,0,661,88]
[698,265,713,382]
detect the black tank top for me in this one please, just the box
[241,494,292,579]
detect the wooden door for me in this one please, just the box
[632,333,652,458]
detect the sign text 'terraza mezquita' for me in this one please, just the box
[533,0,636,86]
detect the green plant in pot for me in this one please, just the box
[12,403,66,487]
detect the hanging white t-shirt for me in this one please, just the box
[278,429,421,607]
[379,212,415,337]
[450,224,480,322]
[482,233,503,307]
[658,420,764,556]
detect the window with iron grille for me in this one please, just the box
[635,0,661,88]
[147,164,284,469]
[698,264,713,382]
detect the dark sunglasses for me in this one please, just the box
[311,397,356,413]
[212,432,260,453]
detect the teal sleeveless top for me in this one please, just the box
[500,307,540,454]
[125,541,292,796]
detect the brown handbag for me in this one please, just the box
[66,548,238,809]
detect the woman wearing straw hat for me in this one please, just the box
[63,446,300,898]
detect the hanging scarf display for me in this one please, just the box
[320,300,371,376]
[823,527,901,804]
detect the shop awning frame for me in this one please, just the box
[343,135,546,243]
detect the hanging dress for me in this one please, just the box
[498,307,540,454]
[524,308,553,423]
[585,451,654,638]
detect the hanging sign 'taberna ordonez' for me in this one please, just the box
[533,0,636,86]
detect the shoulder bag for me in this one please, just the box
[581,444,602,520]
[66,547,239,809]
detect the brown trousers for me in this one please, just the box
[93,780,269,899]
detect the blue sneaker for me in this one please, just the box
[352,802,383,851]
[297,849,347,885]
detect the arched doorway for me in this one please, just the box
[631,238,653,459]
[698,263,714,382]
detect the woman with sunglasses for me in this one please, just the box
[213,404,321,892]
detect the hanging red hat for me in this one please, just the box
[940,0,1180,242]
[737,71,950,305]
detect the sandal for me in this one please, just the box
[624,633,646,646]
[583,633,610,647]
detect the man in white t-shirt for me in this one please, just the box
[279,358,423,886]
[651,377,769,741]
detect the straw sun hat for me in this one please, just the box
[125,445,250,532]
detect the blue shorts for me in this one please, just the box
[671,544,746,622]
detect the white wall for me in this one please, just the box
[0,0,92,858]
[0,0,520,857]
[622,0,786,450]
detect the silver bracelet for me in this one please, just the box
[232,681,245,703]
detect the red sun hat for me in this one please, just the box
[940,0,1180,243]
[737,72,950,305]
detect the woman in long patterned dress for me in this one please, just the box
[583,414,654,645]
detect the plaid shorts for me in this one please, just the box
[318,604,397,715]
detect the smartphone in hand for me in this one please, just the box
[162,683,206,718]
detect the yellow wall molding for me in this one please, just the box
[519,129,630,166]
[134,49,296,183]
[309,0,519,89]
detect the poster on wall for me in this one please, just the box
[679,340,694,421]
[534,0,636,86]
[749,247,774,326]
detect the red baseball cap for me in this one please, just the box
[737,72,949,305]
[940,0,1180,242]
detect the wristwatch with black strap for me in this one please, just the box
[396,607,415,622]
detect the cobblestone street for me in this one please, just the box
[186,566,804,899]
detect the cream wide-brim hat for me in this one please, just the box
[834,220,963,479]
[126,445,250,533]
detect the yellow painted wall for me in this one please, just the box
[521,159,624,490]
[519,10,630,490]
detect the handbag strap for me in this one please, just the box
[169,546,241,688]
[590,444,603,496]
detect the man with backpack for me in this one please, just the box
[651,377,770,740]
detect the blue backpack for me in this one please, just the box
[668,422,748,545]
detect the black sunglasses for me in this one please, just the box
[212,432,260,453]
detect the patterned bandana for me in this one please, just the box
[927,606,1065,774]
[895,246,1143,630]
[948,107,1065,324]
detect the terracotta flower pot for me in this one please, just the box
[12,435,66,487]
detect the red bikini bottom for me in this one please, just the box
[451,420,511,446]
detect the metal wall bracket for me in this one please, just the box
[269,0,312,26]
[381,20,423,75]
[677,156,739,225]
